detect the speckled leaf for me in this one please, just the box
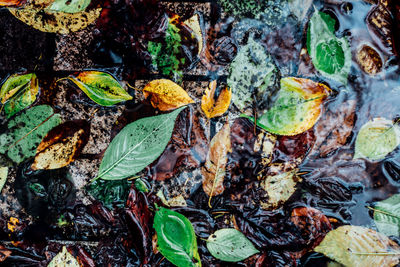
[0,167,8,192]
[0,105,62,164]
[0,73,38,118]
[48,246,80,267]
[67,71,132,106]
[354,118,400,161]
[201,81,232,119]
[206,228,259,262]
[47,0,91,13]
[97,107,185,180]
[154,207,201,267]
[373,194,400,237]
[184,13,203,56]
[314,225,400,267]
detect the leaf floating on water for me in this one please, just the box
[356,45,383,75]
[206,228,259,262]
[48,246,80,267]
[153,207,201,267]
[97,107,185,180]
[0,73,39,118]
[0,167,8,193]
[0,105,62,164]
[354,118,400,161]
[31,120,90,170]
[201,80,231,119]
[47,0,91,13]
[66,71,132,106]
[373,194,400,237]
[314,225,400,267]
[143,79,194,111]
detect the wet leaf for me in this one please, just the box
[143,79,194,111]
[0,73,39,118]
[354,118,400,161]
[227,37,280,114]
[356,45,383,75]
[87,179,129,209]
[48,246,80,267]
[8,5,101,34]
[366,4,394,53]
[47,0,91,13]
[307,10,351,84]
[97,107,185,180]
[201,80,231,119]
[0,167,7,192]
[0,245,11,262]
[202,124,231,200]
[248,77,330,136]
[373,194,400,237]
[67,71,132,106]
[31,120,90,170]
[0,0,23,7]
[153,207,201,267]
[314,225,400,267]
[206,228,259,262]
[184,13,203,56]
[0,105,62,164]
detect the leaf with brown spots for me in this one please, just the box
[201,80,232,119]
[31,120,90,170]
[357,45,383,75]
[143,79,194,111]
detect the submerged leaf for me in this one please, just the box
[67,71,132,106]
[0,105,62,164]
[354,118,400,161]
[48,246,80,267]
[31,120,90,170]
[0,167,8,192]
[97,107,185,180]
[47,0,91,13]
[201,80,231,119]
[314,225,400,267]
[206,228,259,262]
[143,79,194,111]
[154,207,201,267]
[373,194,400,237]
[356,45,383,75]
[0,73,39,118]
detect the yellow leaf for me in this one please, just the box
[201,80,232,119]
[184,13,203,56]
[143,79,194,111]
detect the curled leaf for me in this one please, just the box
[48,246,80,267]
[47,0,91,13]
[201,81,231,119]
[354,118,400,161]
[206,228,259,262]
[143,79,194,111]
[67,71,132,106]
[31,120,90,170]
[0,167,8,193]
[0,73,39,118]
[184,13,203,56]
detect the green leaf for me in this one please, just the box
[67,71,132,106]
[354,118,400,161]
[135,178,150,193]
[87,179,130,209]
[47,0,91,13]
[373,194,400,237]
[0,105,62,164]
[307,10,351,84]
[206,228,259,262]
[227,37,279,114]
[0,73,39,118]
[97,107,185,180]
[0,167,8,193]
[314,225,400,267]
[154,207,201,267]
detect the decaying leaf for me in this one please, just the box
[184,13,203,56]
[366,4,395,53]
[0,245,11,262]
[0,0,23,7]
[253,130,276,167]
[8,5,101,34]
[202,124,231,202]
[31,120,90,170]
[143,79,194,111]
[0,167,8,193]
[357,45,383,75]
[48,246,80,267]
[67,71,132,106]
[47,0,91,13]
[201,80,232,119]
[315,225,400,267]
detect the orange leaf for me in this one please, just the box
[0,0,23,7]
[201,80,232,119]
[143,79,194,111]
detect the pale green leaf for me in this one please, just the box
[47,246,80,267]
[47,0,91,13]
[373,194,400,237]
[0,167,8,193]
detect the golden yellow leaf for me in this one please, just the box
[184,13,203,56]
[143,79,194,111]
[201,80,232,119]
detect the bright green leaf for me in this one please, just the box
[373,194,400,237]
[67,71,132,106]
[47,0,91,13]
[354,118,400,161]
[0,73,39,118]
[97,107,185,180]
[206,228,259,262]
[154,207,201,267]
[0,105,62,164]
[0,167,8,192]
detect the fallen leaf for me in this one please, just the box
[367,4,395,54]
[31,120,90,170]
[201,80,232,119]
[356,45,383,75]
[0,245,11,262]
[184,13,203,56]
[143,79,194,111]
[202,124,232,202]
[47,0,91,13]
[314,225,400,267]
[0,167,8,193]
[372,194,400,237]
[48,246,80,267]
[0,0,23,6]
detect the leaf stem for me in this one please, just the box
[366,206,400,220]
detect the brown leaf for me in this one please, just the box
[31,120,90,170]
[143,79,194,111]
[357,45,383,75]
[202,123,232,201]
[0,245,11,262]
[366,4,395,54]
[201,80,232,119]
